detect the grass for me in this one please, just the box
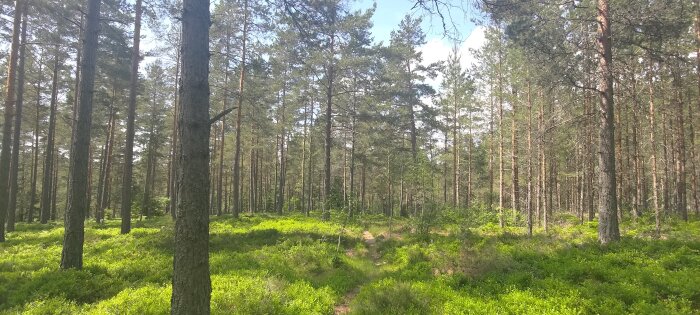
[0,211,698,314]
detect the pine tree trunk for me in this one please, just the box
[144,91,158,218]
[276,81,287,214]
[168,36,181,219]
[301,100,308,214]
[647,60,660,234]
[673,73,688,221]
[97,104,115,223]
[41,51,60,224]
[511,88,520,223]
[596,0,620,244]
[539,91,547,232]
[498,43,505,228]
[526,80,533,236]
[51,154,59,221]
[0,0,23,241]
[233,0,248,218]
[28,61,42,223]
[488,81,495,213]
[466,109,473,209]
[61,0,102,269]
[7,5,28,232]
[217,29,230,217]
[120,0,142,234]
[170,0,212,312]
[323,35,335,221]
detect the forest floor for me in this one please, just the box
[0,211,699,314]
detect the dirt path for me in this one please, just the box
[334,231,379,315]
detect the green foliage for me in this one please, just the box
[0,215,698,314]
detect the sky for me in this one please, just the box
[349,0,486,88]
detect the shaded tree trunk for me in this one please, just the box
[276,83,287,214]
[28,60,42,223]
[7,5,28,232]
[511,88,520,223]
[232,0,248,218]
[526,80,533,236]
[647,58,660,234]
[120,0,143,234]
[168,36,181,219]
[41,50,61,224]
[0,0,23,241]
[170,0,212,312]
[61,0,102,269]
[596,0,620,244]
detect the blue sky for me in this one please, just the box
[350,0,479,45]
[348,0,486,89]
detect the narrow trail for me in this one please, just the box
[334,230,380,315]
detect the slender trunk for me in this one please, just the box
[41,51,61,224]
[169,35,181,219]
[61,0,102,269]
[51,154,59,221]
[488,81,495,213]
[452,86,459,208]
[143,90,158,218]
[526,80,533,236]
[596,0,620,244]
[0,0,23,241]
[307,100,315,214]
[217,32,230,217]
[276,83,287,214]
[443,133,448,204]
[301,99,308,214]
[8,6,28,231]
[323,33,335,221]
[511,88,520,223]
[673,73,688,221]
[96,140,107,221]
[663,109,672,214]
[466,109,473,209]
[498,40,505,228]
[249,133,255,214]
[28,60,42,223]
[232,0,248,218]
[98,98,116,222]
[120,0,142,234]
[539,91,547,232]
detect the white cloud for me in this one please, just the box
[418,26,487,92]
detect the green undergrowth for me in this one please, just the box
[350,215,700,315]
[0,214,368,314]
[0,211,698,314]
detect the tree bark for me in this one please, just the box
[232,0,248,218]
[673,73,687,221]
[61,0,102,269]
[0,0,23,241]
[511,88,520,223]
[323,33,335,221]
[276,82,287,214]
[120,0,143,234]
[497,39,505,228]
[97,88,116,223]
[27,60,42,223]
[7,5,28,232]
[168,34,181,219]
[41,50,61,224]
[170,0,212,312]
[526,79,533,236]
[596,0,620,244]
[217,30,231,217]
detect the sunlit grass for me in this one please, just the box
[0,211,698,314]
